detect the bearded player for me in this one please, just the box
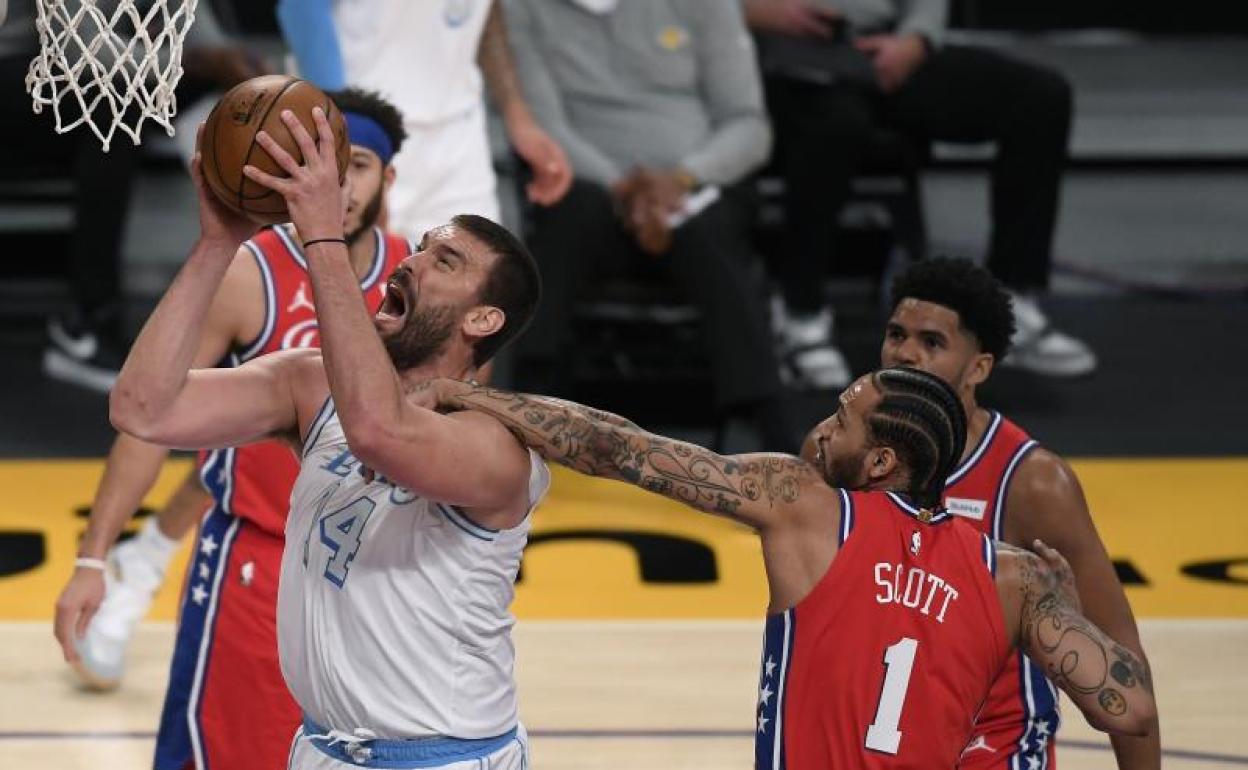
[108,106,546,769]
[54,89,412,770]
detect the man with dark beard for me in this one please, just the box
[54,90,416,770]
[109,106,547,769]
[408,367,1156,767]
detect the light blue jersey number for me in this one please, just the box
[318,496,376,587]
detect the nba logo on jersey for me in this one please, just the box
[910,531,921,556]
[945,496,988,521]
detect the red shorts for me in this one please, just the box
[154,507,299,770]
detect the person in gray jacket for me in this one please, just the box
[505,0,798,450]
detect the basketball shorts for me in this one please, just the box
[959,722,1058,769]
[287,720,530,770]
[154,506,301,770]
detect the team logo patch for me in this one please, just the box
[945,496,988,521]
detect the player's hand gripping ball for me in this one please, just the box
[200,75,350,225]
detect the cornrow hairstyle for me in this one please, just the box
[867,367,968,510]
[889,257,1016,360]
[327,87,408,156]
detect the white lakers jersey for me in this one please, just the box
[278,397,550,739]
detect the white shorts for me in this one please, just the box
[387,101,501,242]
[287,721,529,770]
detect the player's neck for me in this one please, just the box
[394,352,475,391]
[961,399,993,464]
[346,231,377,281]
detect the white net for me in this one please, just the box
[25,0,199,151]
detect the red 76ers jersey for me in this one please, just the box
[199,224,411,536]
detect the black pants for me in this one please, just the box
[767,44,1072,313]
[518,179,783,411]
[0,54,137,329]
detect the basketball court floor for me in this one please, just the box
[1,459,1246,768]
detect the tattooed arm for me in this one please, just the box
[418,379,834,530]
[997,540,1157,736]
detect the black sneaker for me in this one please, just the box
[43,314,125,393]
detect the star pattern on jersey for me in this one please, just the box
[1034,719,1051,737]
[191,583,208,606]
[200,533,219,557]
[759,683,774,707]
[1026,756,1041,770]
[757,713,770,733]
[197,561,210,581]
[764,655,777,678]
[215,467,228,488]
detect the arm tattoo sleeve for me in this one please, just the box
[1012,545,1154,721]
[447,385,812,524]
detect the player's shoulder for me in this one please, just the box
[1012,445,1082,506]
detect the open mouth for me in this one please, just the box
[377,277,410,322]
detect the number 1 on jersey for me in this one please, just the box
[864,637,919,754]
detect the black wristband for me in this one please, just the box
[302,237,347,250]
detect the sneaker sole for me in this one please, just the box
[43,348,118,393]
[70,658,121,692]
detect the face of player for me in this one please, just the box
[374,224,503,371]
[800,375,890,491]
[880,299,991,402]
[343,147,393,245]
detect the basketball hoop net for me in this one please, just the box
[25,0,198,151]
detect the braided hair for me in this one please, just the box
[867,367,968,509]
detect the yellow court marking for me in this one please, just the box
[0,458,1245,620]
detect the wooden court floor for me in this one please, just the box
[1,620,1245,769]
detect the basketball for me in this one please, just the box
[199,75,350,225]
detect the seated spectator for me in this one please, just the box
[746,0,1096,379]
[505,0,798,450]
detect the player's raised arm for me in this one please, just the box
[110,130,301,450]
[417,379,829,531]
[997,540,1157,737]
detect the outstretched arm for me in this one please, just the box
[998,541,1157,737]
[420,379,831,530]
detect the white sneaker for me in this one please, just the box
[71,537,165,691]
[773,299,852,390]
[1002,293,1098,377]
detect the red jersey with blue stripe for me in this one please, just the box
[199,224,409,536]
[756,490,1008,770]
[943,411,1058,769]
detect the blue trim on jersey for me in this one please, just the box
[1009,654,1061,769]
[199,445,238,514]
[153,506,241,770]
[359,227,387,290]
[435,503,497,542]
[946,410,1002,486]
[992,440,1039,541]
[837,488,854,546]
[274,225,307,270]
[301,716,518,768]
[302,396,336,459]
[886,492,953,524]
[981,534,997,577]
[274,224,388,290]
[239,238,278,361]
[755,609,795,770]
